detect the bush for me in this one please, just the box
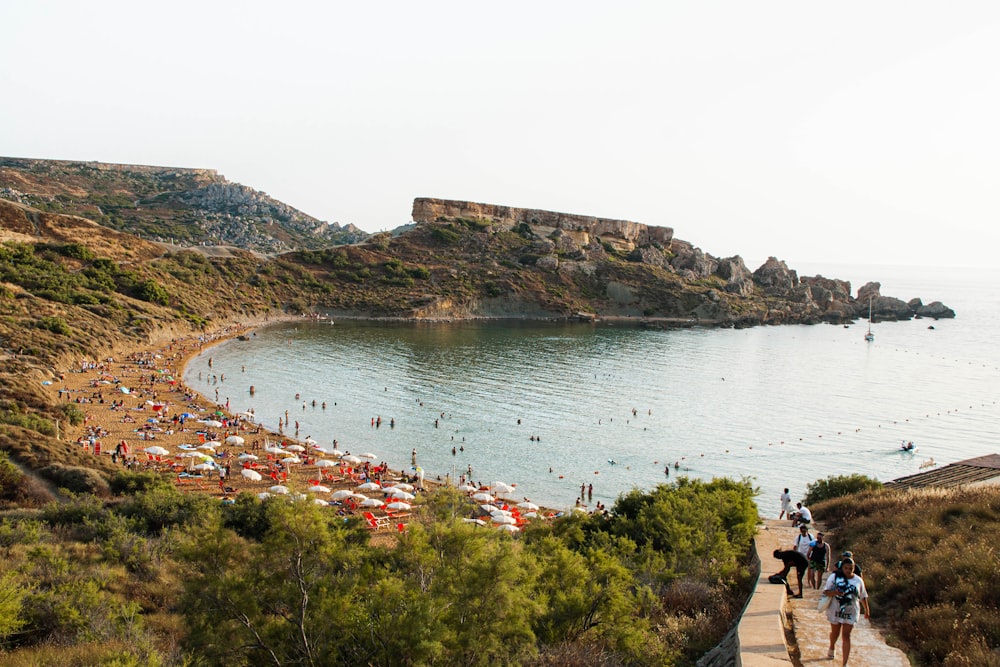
[804,474,882,505]
[37,316,72,335]
[60,403,86,426]
[0,406,56,435]
[39,465,110,496]
[0,451,25,501]
[108,471,172,496]
[430,226,461,245]
[40,494,108,527]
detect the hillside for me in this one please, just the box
[0,157,368,253]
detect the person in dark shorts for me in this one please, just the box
[807,532,832,589]
[772,548,808,598]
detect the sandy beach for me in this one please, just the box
[46,319,432,524]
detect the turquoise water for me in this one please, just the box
[185,264,1000,513]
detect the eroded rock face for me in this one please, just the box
[669,241,718,278]
[412,197,673,250]
[915,301,956,318]
[753,257,799,295]
[716,256,754,297]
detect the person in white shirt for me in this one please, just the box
[791,502,812,526]
[794,525,813,556]
[822,558,870,665]
[779,488,792,519]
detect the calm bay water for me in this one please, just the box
[185,264,1000,513]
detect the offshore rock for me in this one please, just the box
[915,301,956,319]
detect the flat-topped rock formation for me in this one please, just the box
[412,197,673,252]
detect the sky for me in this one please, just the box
[2,1,999,271]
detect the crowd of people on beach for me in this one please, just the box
[772,487,870,666]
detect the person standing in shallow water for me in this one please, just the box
[823,557,869,665]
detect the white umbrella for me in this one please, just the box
[390,482,414,492]
[285,444,305,452]
[311,445,329,454]
[329,449,344,457]
[144,446,170,456]
[238,453,258,461]
[490,508,512,517]
[242,469,262,481]
[472,492,495,503]
[457,484,478,492]
[257,492,272,500]
[386,501,411,511]
[313,499,328,506]
[281,457,302,465]
[194,463,215,471]
[492,481,515,494]
[197,443,217,450]
[314,459,338,468]
[480,504,498,513]
[492,514,517,525]
[265,446,285,454]
[359,497,383,508]
[202,420,223,428]
[462,518,487,526]
[359,452,377,459]
[226,436,245,445]
[356,482,382,491]
[523,511,538,519]
[497,524,520,533]
[517,501,539,511]
[342,455,362,465]
[307,485,331,493]
[386,489,415,501]
[203,440,222,448]
[330,489,354,500]
[269,485,290,495]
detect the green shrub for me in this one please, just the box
[804,474,882,505]
[136,280,169,306]
[0,451,25,500]
[60,403,86,426]
[40,493,108,527]
[430,226,461,245]
[0,406,55,435]
[38,316,72,335]
[39,465,110,496]
[108,471,172,496]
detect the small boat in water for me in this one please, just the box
[900,440,916,452]
[864,296,874,342]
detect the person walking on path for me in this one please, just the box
[779,487,792,519]
[807,531,832,590]
[823,557,869,666]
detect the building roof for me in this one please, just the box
[885,454,1000,490]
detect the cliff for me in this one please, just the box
[412,197,673,252]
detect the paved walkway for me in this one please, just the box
[740,519,909,667]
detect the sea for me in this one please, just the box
[183,263,1000,515]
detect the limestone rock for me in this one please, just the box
[753,257,798,295]
[536,255,559,271]
[915,301,955,319]
[628,245,667,267]
[716,256,754,297]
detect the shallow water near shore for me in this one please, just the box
[185,264,1000,512]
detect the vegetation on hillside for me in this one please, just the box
[0,473,759,666]
[812,483,1000,666]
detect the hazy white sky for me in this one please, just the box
[3,1,999,270]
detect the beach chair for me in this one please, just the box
[362,512,380,530]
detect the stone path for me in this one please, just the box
[741,519,909,667]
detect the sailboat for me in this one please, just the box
[864,297,874,342]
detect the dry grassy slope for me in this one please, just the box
[1,199,162,261]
